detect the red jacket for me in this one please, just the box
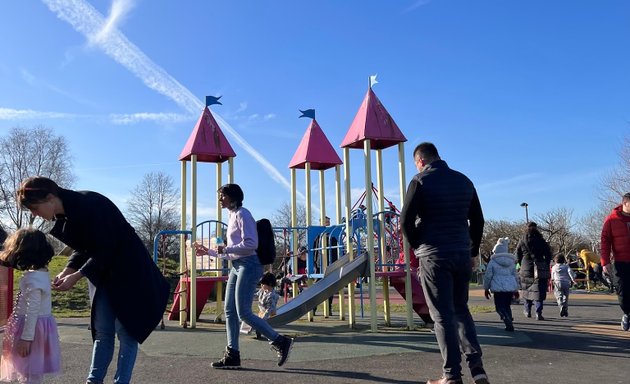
[600,205,630,266]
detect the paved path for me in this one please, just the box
[48,287,629,384]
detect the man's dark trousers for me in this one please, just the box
[418,250,485,380]
[613,261,630,314]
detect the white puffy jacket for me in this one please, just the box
[483,252,520,292]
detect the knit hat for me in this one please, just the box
[492,237,509,254]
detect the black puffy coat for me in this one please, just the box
[516,231,552,300]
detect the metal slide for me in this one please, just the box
[266,253,368,327]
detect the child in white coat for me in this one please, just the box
[484,237,520,331]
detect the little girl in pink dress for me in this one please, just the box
[0,228,61,384]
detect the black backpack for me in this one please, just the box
[256,218,276,265]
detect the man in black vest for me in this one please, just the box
[401,142,488,384]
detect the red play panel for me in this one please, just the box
[168,276,228,321]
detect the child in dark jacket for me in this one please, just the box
[484,237,520,331]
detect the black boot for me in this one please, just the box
[270,335,294,367]
[504,318,514,332]
[211,346,241,369]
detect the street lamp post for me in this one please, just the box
[520,202,529,223]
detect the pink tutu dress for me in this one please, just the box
[0,270,61,383]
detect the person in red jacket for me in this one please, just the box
[601,192,630,331]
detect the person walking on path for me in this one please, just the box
[516,221,552,321]
[17,176,170,384]
[551,254,576,317]
[483,237,519,332]
[400,142,489,384]
[0,228,61,384]
[193,184,293,369]
[600,192,630,331]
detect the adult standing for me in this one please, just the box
[600,192,630,331]
[16,176,170,384]
[193,184,293,369]
[400,142,489,384]
[515,222,552,321]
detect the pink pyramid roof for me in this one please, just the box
[288,119,342,170]
[179,107,236,163]
[340,87,407,150]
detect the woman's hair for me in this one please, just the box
[555,254,566,264]
[16,176,60,209]
[218,184,244,208]
[0,228,54,270]
[260,272,277,287]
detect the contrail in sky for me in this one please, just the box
[42,0,297,196]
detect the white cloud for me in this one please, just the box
[236,102,247,113]
[20,68,37,85]
[88,0,136,46]
[0,107,76,120]
[42,0,304,202]
[404,0,432,13]
[19,67,99,108]
[109,112,193,125]
[43,0,201,115]
[477,173,542,191]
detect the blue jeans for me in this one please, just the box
[225,255,280,350]
[88,288,138,384]
[418,251,485,381]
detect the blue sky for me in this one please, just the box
[1,1,628,225]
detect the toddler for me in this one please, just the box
[240,272,279,338]
[551,254,576,317]
[484,237,520,332]
[0,228,61,384]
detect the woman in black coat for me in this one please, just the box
[516,222,552,320]
[17,176,169,384]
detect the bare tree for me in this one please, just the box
[272,202,307,229]
[579,203,611,252]
[481,219,524,263]
[126,172,179,257]
[0,126,74,229]
[271,201,307,250]
[534,207,590,257]
[599,135,630,206]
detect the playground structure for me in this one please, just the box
[163,77,430,332]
